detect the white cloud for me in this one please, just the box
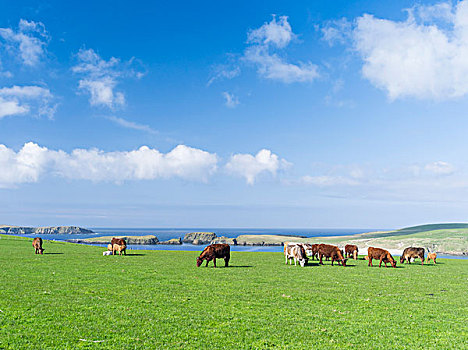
[207,62,240,86]
[105,116,158,135]
[0,19,49,66]
[247,15,295,49]
[353,1,468,100]
[0,142,218,188]
[225,149,290,184]
[72,48,143,109]
[0,85,55,119]
[243,15,319,83]
[222,91,239,108]
[424,161,455,175]
[321,18,352,46]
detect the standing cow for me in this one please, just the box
[318,244,347,266]
[427,252,437,264]
[345,244,359,260]
[400,247,425,265]
[111,237,127,256]
[367,247,396,268]
[196,244,230,268]
[32,237,44,254]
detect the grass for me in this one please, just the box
[0,235,467,349]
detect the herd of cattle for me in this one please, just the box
[32,237,438,268]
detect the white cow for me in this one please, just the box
[284,243,308,267]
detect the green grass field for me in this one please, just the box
[0,235,467,349]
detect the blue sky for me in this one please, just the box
[1,0,468,229]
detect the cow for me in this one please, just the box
[113,243,126,256]
[318,244,347,266]
[427,252,437,264]
[32,237,44,255]
[111,237,127,256]
[345,244,359,260]
[310,244,319,260]
[367,247,396,268]
[196,244,230,268]
[287,242,313,258]
[284,243,308,267]
[400,247,425,265]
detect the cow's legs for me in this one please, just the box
[379,257,383,268]
[205,260,209,267]
[224,255,229,267]
[368,258,372,267]
[319,254,323,265]
[213,259,217,268]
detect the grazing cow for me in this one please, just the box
[400,247,425,265]
[318,244,347,266]
[287,242,313,258]
[111,238,127,256]
[196,244,230,268]
[32,237,44,255]
[103,251,112,256]
[367,247,396,268]
[284,243,308,267]
[345,244,359,260]
[427,252,437,264]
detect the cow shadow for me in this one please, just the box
[44,252,64,255]
[227,265,253,268]
[125,253,145,256]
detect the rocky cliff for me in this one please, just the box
[183,232,217,244]
[0,225,94,234]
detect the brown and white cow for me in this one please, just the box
[345,244,359,260]
[367,247,396,268]
[32,237,44,254]
[400,247,425,265]
[111,237,127,256]
[284,243,308,267]
[318,244,347,266]
[427,252,437,264]
[196,244,230,268]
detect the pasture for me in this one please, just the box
[0,235,467,349]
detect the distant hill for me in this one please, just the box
[360,223,468,239]
[0,226,94,234]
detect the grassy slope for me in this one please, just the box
[313,225,468,255]
[0,235,467,349]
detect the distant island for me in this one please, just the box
[0,225,94,235]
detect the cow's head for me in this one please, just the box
[299,259,306,267]
[399,256,405,264]
[196,257,203,267]
[389,256,397,268]
[39,248,44,254]
[341,258,347,266]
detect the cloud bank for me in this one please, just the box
[0,142,218,187]
[353,1,468,100]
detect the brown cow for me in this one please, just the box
[32,237,44,254]
[311,244,319,260]
[368,247,396,268]
[318,244,347,266]
[111,237,127,256]
[196,244,230,268]
[345,244,359,260]
[400,247,425,265]
[427,252,437,264]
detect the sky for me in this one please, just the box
[1,0,468,229]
